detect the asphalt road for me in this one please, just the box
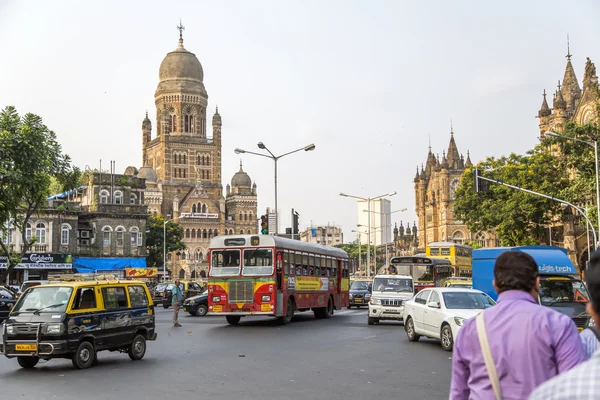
[0,307,452,399]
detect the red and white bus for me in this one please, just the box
[207,235,350,325]
[388,255,454,293]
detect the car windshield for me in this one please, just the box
[442,292,496,309]
[210,250,241,276]
[350,282,370,291]
[0,288,14,299]
[372,277,413,293]
[539,278,590,305]
[12,286,73,313]
[20,282,42,292]
[242,248,273,276]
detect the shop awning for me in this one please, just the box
[73,257,146,273]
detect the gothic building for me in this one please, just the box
[124,29,258,279]
[414,130,498,249]
[537,52,599,268]
[392,221,419,256]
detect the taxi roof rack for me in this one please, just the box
[48,273,122,283]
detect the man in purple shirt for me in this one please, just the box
[450,251,586,399]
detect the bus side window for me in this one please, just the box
[283,251,290,275]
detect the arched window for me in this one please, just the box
[229,229,234,235]
[114,190,123,205]
[61,224,70,245]
[452,231,465,245]
[197,154,201,165]
[239,213,243,221]
[207,170,210,180]
[115,226,125,246]
[214,230,218,237]
[475,232,487,248]
[248,212,253,221]
[130,193,137,205]
[179,269,185,279]
[100,190,109,204]
[202,204,207,213]
[202,170,205,179]
[25,223,32,242]
[191,229,196,239]
[102,226,112,246]
[192,204,197,213]
[206,155,210,165]
[191,270,196,279]
[185,229,190,238]
[171,114,177,133]
[208,230,213,239]
[203,230,207,239]
[450,179,460,201]
[240,229,244,235]
[200,270,206,278]
[183,153,187,164]
[202,155,205,166]
[35,222,46,244]
[246,229,252,234]
[130,227,141,247]
[182,252,187,260]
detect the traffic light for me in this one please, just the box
[474,168,490,193]
[260,215,269,234]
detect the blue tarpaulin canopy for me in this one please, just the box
[48,186,87,200]
[73,257,146,272]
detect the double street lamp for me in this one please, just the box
[235,143,316,235]
[545,131,600,244]
[340,191,397,277]
[362,208,408,268]
[163,214,171,283]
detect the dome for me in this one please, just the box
[137,166,157,183]
[231,162,252,188]
[158,39,204,83]
[124,166,138,176]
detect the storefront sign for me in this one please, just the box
[0,253,73,270]
[125,268,158,278]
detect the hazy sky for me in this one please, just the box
[1,1,600,243]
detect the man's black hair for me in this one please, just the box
[494,251,539,294]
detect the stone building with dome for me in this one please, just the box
[124,29,258,279]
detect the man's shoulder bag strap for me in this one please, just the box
[476,312,502,400]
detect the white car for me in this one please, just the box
[403,287,496,351]
[368,274,414,325]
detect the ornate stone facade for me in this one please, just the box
[414,131,498,250]
[537,53,600,269]
[125,31,258,279]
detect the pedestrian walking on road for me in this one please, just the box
[450,251,586,400]
[529,252,600,400]
[172,279,183,327]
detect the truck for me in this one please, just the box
[472,246,593,332]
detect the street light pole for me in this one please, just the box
[163,220,167,283]
[545,131,600,243]
[235,143,315,235]
[363,208,407,270]
[341,192,396,277]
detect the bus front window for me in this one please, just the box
[413,265,434,282]
[394,265,411,276]
[210,250,241,276]
[242,248,273,276]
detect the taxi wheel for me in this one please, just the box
[128,334,147,361]
[17,356,39,369]
[72,341,95,369]
[196,304,208,317]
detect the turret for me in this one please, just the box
[142,111,152,166]
[465,150,473,167]
[561,47,581,112]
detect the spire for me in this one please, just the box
[561,38,581,110]
[414,166,420,181]
[465,150,472,167]
[239,160,244,172]
[176,19,185,48]
[538,89,551,117]
[428,135,432,152]
[554,83,567,110]
[450,119,454,136]
[447,126,460,166]
[441,150,448,169]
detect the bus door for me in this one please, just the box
[276,251,284,316]
[335,258,342,309]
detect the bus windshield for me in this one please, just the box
[413,265,434,282]
[210,250,241,276]
[242,248,273,276]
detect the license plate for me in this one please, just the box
[355,299,363,303]
[213,305,222,312]
[261,304,271,312]
[15,344,37,351]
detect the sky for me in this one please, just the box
[1,0,600,243]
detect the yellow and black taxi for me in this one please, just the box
[1,274,157,370]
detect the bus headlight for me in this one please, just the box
[261,295,271,302]
[212,296,221,303]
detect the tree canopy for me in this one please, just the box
[454,122,600,246]
[0,106,79,281]
[145,214,186,269]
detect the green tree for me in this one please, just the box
[145,214,186,269]
[0,106,78,281]
[454,145,571,246]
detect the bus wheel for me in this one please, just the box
[323,297,333,319]
[226,316,241,325]
[279,298,294,325]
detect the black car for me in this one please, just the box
[348,281,372,309]
[182,291,208,316]
[151,283,168,305]
[161,281,204,309]
[0,287,17,322]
